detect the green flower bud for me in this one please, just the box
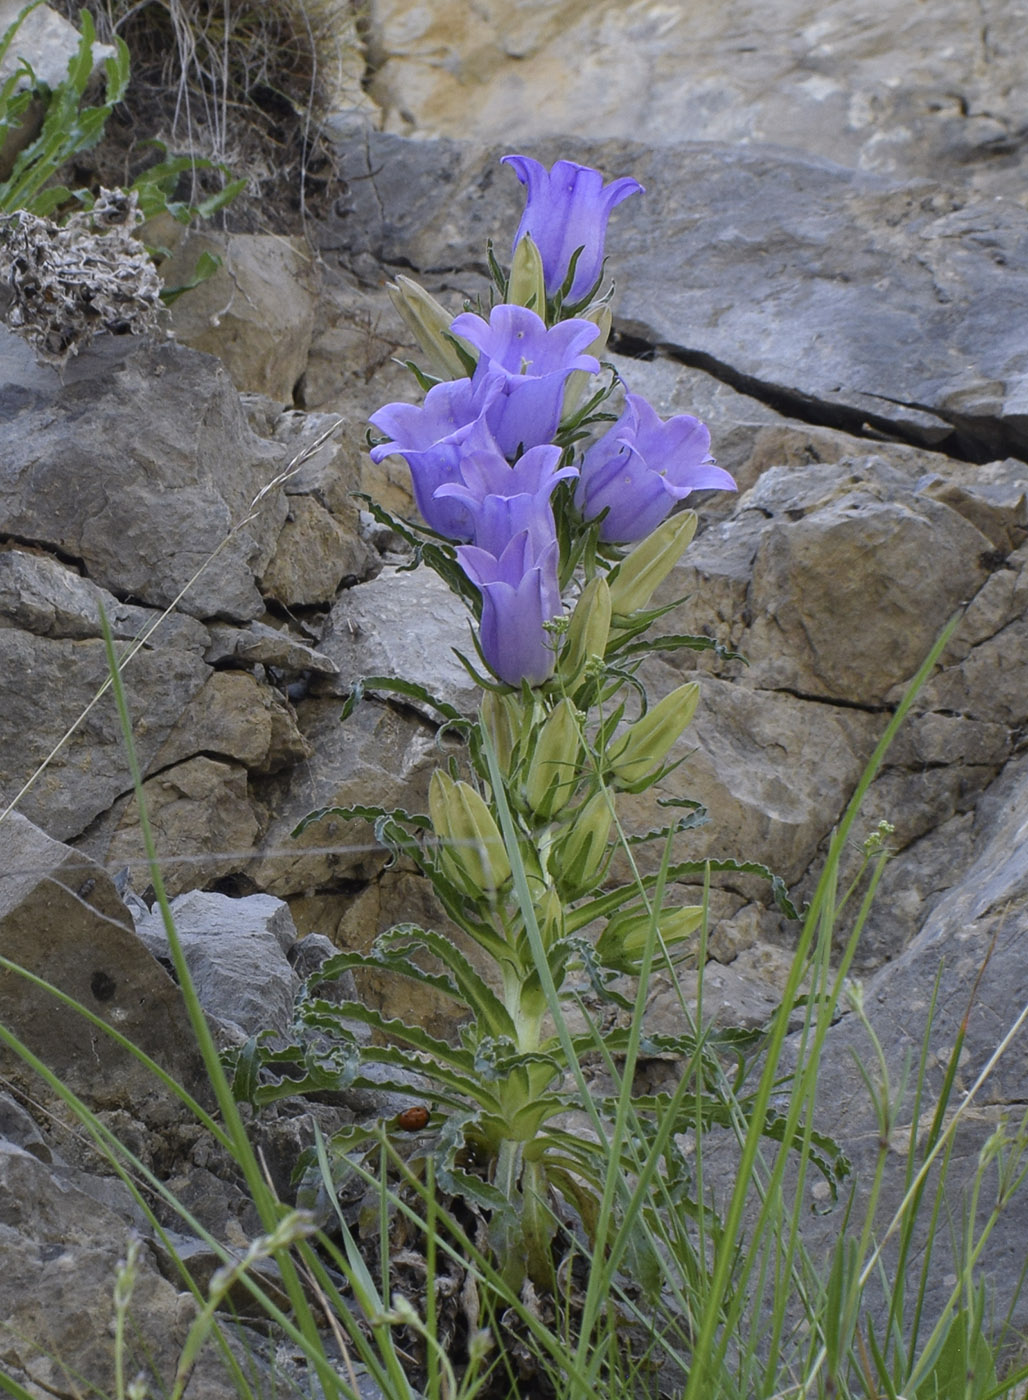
[535,885,564,951]
[596,903,704,974]
[522,698,582,819]
[560,575,612,682]
[386,275,474,381]
[562,304,612,421]
[607,509,698,617]
[507,234,547,313]
[429,771,511,897]
[549,790,613,898]
[607,682,700,788]
[480,690,524,776]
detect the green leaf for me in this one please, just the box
[158,249,222,304]
[340,673,470,727]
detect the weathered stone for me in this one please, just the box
[796,750,1028,1343]
[156,669,309,775]
[316,563,479,715]
[204,618,339,677]
[623,669,880,888]
[361,0,1027,196]
[163,232,319,404]
[250,695,442,895]
[741,475,994,704]
[0,813,205,1115]
[0,330,287,620]
[135,891,300,1039]
[0,628,210,841]
[0,1143,190,1395]
[98,757,262,898]
[0,544,212,650]
[261,495,370,608]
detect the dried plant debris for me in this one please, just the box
[0,188,163,365]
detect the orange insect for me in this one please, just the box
[395,1105,430,1131]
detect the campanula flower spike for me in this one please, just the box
[261,151,756,1301]
[576,391,737,542]
[502,154,644,304]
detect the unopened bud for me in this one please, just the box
[562,304,612,420]
[507,234,547,313]
[522,699,582,820]
[535,885,564,951]
[548,790,613,898]
[561,575,612,682]
[607,510,697,617]
[387,276,474,381]
[607,682,699,788]
[480,690,524,776]
[429,770,511,897]
[596,903,703,974]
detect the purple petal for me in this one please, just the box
[502,154,644,301]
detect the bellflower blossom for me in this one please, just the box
[575,392,737,543]
[368,374,504,539]
[457,530,562,688]
[450,304,600,459]
[502,155,644,303]
[435,442,577,558]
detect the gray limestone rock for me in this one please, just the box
[0,813,205,1117]
[316,563,481,716]
[135,890,301,1039]
[0,329,287,620]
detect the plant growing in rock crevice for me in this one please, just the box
[234,154,846,1308]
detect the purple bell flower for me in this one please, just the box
[575,392,737,543]
[450,304,600,459]
[435,441,577,558]
[457,530,563,688]
[502,154,644,303]
[368,374,504,539]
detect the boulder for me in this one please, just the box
[0,813,205,1117]
[0,329,287,620]
[162,232,320,405]
[135,891,300,1040]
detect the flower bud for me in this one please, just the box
[386,275,474,381]
[507,234,547,313]
[535,885,565,951]
[596,904,703,974]
[607,682,699,788]
[480,690,524,776]
[562,304,612,421]
[560,575,612,682]
[522,698,582,820]
[548,790,613,897]
[429,770,511,897]
[607,509,697,617]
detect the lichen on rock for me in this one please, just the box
[0,187,162,364]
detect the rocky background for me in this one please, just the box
[1,0,1027,1392]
